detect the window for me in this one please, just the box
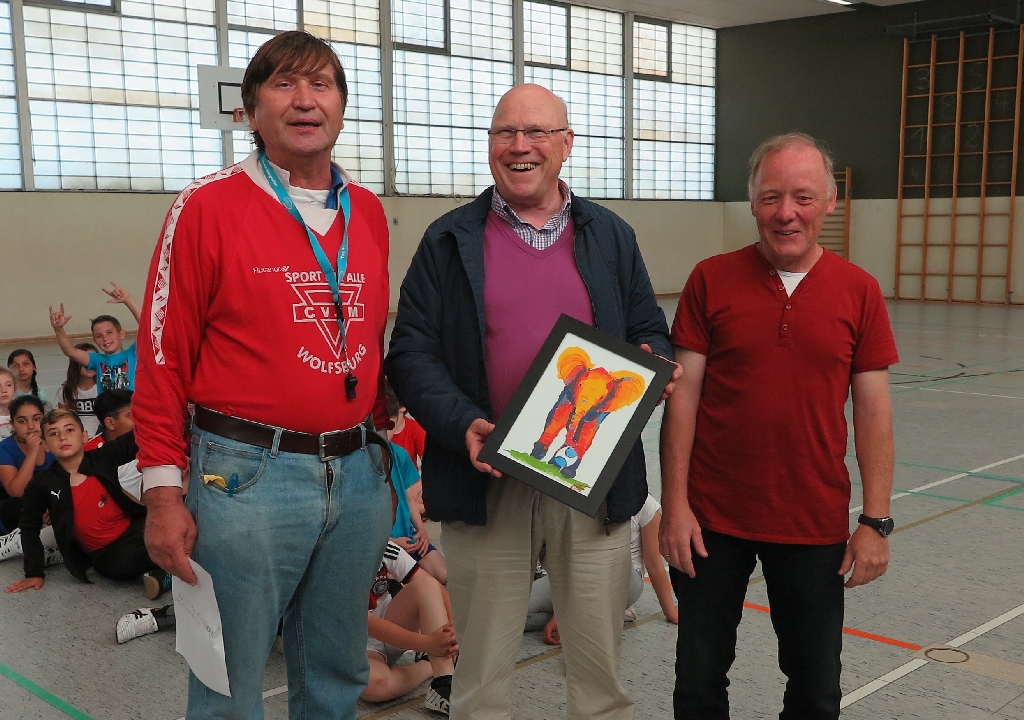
[570,5,620,75]
[226,0,297,32]
[23,2,221,190]
[304,0,378,47]
[0,1,20,189]
[392,0,513,194]
[524,4,622,198]
[228,28,276,162]
[633,19,669,78]
[633,21,715,199]
[524,1,566,67]
[332,41,384,192]
[2,1,716,197]
[526,66,622,198]
[392,0,446,51]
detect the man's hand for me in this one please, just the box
[143,486,198,585]
[422,622,459,659]
[466,418,501,477]
[659,503,708,578]
[48,304,71,329]
[542,616,560,645]
[5,577,44,593]
[640,343,683,403]
[839,525,889,588]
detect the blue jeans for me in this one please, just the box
[670,530,847,720]
[184,428,393,720]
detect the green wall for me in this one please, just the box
[715,0,1020,201]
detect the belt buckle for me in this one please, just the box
[318,425,366,462]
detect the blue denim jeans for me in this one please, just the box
[184,428,393,720]
[670,530,847,720]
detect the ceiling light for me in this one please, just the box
[819,0,854,5]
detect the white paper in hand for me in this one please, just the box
[173,559,231,697]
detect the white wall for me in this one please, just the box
[0,192,724,340]
[9,190,1020,341]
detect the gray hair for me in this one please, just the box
[747,132,836,203]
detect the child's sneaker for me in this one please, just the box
[424,674,452,716]
[116,608,159,644]
[44,546,63,567]
[143,570,172,600]
[623,607,638,623]
[0,528,22,562]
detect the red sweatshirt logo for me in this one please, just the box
[289,279,365,359]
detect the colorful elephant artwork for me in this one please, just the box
[531,346,646,481]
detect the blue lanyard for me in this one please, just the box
[259,151,352,354]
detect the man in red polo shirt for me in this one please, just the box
[660,132,898,720]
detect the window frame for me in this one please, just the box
[392,0,451,57]
[523,0,569,71]
[24,0,117,14]
[632,15,672,82]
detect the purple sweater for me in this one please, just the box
[483,210,594,419]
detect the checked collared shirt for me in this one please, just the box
[490,180,573,251]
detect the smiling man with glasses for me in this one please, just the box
[386,83,677,720]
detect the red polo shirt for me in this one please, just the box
[671,245,899,544]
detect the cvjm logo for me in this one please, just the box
[290,280,365,360]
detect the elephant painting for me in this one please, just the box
[530,346,646,481]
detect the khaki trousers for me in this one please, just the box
[443,476,634,720]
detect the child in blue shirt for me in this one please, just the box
[386,384,448,584]
[49,283,141,392]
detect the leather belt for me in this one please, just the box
[193,406,382,462]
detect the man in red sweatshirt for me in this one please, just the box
[133,31,393,720]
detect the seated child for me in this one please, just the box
[49,282,141,392]
[53,343,100,437]
[526,493,678,644]
[86,389,142,501]
[3,408,170,600]
[385,383,447,584]
[0,396,56,533]
[0,368,15,440]
[7,350,41,399]
[363,540,457,716]
[390,398,426,470]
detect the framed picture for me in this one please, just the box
[478,314,675,517]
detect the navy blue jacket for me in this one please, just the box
[385,188,671,526]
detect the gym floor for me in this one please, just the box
[1,297,1023,719]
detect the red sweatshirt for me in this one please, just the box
[134,153,390,482]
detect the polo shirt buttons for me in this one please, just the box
[778,285,785,291]
[782,324,789,330]
[769,270,776,275]
[785,304,792,309]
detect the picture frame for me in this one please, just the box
[478,314,675,517]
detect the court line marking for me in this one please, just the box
[0,662,97,720]
[750,483,1024,588]
[849,452,1024,514]
[742,602,921,651]
[841,601,1024,708]
[917,388,1024,401]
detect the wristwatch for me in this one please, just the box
[857,514,895,537]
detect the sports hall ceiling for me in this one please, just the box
[595,0,922,28]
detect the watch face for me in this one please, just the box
[880,517,895,535]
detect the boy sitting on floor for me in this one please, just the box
[4,408,170,600]
[385,382,447,584]
[362,540,457,716]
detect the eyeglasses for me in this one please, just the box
[487,127,569,144]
